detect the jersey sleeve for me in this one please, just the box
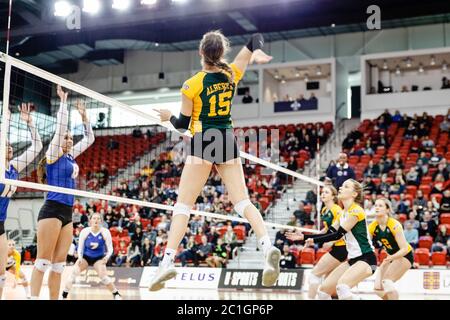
[331,205,343,221]
[230,63,243,85]
[180,73,204,100]
[368,221,377,237]
[389,219,403,237]
[347,206,365,221]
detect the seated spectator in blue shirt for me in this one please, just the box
[326,153,356,188]
[392,110,402,123]
[404,221,419,249]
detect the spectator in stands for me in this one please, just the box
[151,234,168,266]
[207,226,220,246]
[426,200,440,218]
[274,229,288,251]
[379,109,392,126]
[416,159,428,176]
[107,138,119,150]
[431,225,448,253]
[403,221,419,249]
[364,199,376,216]
[406,211,420,229]
[293,202,311,226]
[132,127,143,138]
[206,238,228,268]
[405,122,417,139]
[309,92,317,101]
[126,242,141,267]
[399,113,411,128]
[242,90,253,104]
[433,163,449,180]
[195,235,213,267]
[222,225,238,250]
[421,136,435,152]
[96,112,106,128]
[419,211,437,238]
[377,174,390,195]
[363,176,377,195]
[141,238,154,266]
[441,77,450,89]
[392,110,402,123]
[390,152,404,170]
[96,164,109,188]
[326,152,356,188]
[115,241,128,267]
[177,236,197,267]
[131,227,144,245]
[389,175,405,195]
[440,118,450,132]
[286,156,298,184]
[417,123,429,138]
[280,244,296,269]
[429,148,442,167]
[364,160,380,179]
[414,190,427,208]
[287,215,298,227]
[305,188,317,206]
[410,135,421,153]
[405,167,420,186]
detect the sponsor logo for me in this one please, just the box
[219,269,303,290]
[423,272,440,290]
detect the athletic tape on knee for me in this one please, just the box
[382,279,396,293]
[234,199,252,217]
[317,289,332,300]
[51,262,66,274]
[101,276,112,286]
[309,273,323,286]
[0,275,6,288]
[172,203,191,218]
[34,259,52,273]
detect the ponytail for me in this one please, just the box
[37,157,47,184]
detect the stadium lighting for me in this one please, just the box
[316,66,322,76]
[406,58,412,68]
[112,0,131,10]
[418,63,424,73]
[304,74,309,82]
[141,0,158,5]
[430,55,436,66]
[83,0,101,14]
[442,61,448,71]
[382,60,388,70]
[281,76,286,84]
[54,1,73,17]
[395,65,401,76]
[172,0,188,3]
[274,70,279,79]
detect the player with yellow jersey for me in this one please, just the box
[151,31,282,291]
[287,185,347,299]
[6,240,30,298]
[369,198,413,300]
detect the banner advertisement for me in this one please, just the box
[139,267,222,289]
[274,100,318,113]
[218,269,303,290]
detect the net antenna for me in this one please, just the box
[0,52,323,234]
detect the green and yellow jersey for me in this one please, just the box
[181,63,243,135]
[321,204,345,247]
[339,203,374,259]
[368,217,412,256]
[6,249,22,279]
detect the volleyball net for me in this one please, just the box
[0,52,323,233]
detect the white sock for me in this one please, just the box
[24,285,30,298]
[30,296,39,300]
[258,235,272,256]
[161,248,176,267]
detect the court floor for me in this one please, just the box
[3,286,449,300]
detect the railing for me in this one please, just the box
[6,217,23,246]
[19,208,36,232]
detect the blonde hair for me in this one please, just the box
[348,179,364,206]
[323,185,338,204]
[199,30,234,85]
[377,198,394,217]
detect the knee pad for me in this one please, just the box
[336,284,353,300]
[172,203,191,218]
[101,276,112,286]
[309,273,323,286]
[34,259,52,273]
[0,275,6,288]
[234,199,252,217]
[317,289,332,300]
[382,279,396,293]
[51,262,66,274]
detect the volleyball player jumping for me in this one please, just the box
[150,30,280,291]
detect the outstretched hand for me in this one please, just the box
[250,49,273,65]
[19,102,34,124]
[154,108,172,122]
[75,99,87,121]
[285,230,304,241]
[57,84,69,103]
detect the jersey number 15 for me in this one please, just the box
[208,91,232,117]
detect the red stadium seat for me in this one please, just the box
[414,248,430,266]
[419,236,433,250]
[440,214,450,225]
[406,185,417,196]
[419,184,431,196]
[431,193,443,204]
[431,252,447,266]
[398,214,407,224]
[421,176,432,185]
[300,248,315,265]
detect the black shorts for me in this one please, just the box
[348,251,378,274]
[38,200,73,227]
[83,255,104,266]
[190,128,240,164]
[403,250,414,267]
[329,245,348,262]
[0,221,4,236]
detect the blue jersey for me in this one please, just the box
[0,164,18,221]
[83,231,107,259]
[46,154,79,206]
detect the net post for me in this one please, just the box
[316,139,321,230]
[0,55,11,183]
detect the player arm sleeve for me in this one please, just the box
[77,229,88,258]
[304,226,347,244]
[46,102,69,163]
[13,120,43,173]
[103,229,114,260]
[170,113,191,132]
[72,120,95,159]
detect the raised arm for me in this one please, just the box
[46,85,69,163]
[12,103,43,173]
[72,100,95,159]
[155,89,194,133]
[232,33,272,75]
